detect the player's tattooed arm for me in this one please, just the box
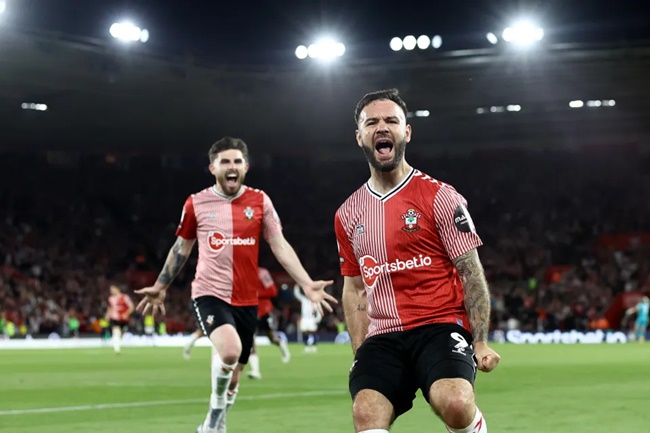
[342,276,369,354]
[156,237,196,287]
[453,249,491,343]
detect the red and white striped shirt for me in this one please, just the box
[108,294,134,322]
[334,168,482,337]
[176,185,283,306]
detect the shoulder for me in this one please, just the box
[411,170,465,203]
[336,184,367,220]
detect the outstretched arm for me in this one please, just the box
[135,236,195,315]
[155,237,196,289]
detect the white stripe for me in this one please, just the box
[0,390,345,417]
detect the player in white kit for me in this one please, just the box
[294,284,322,353]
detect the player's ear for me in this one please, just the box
[356,129,362,147]
[244,162,250,173]
[208,163,216,175]
[405,124,412,143]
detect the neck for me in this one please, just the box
[368,161,412,194]
[214,183,242,197]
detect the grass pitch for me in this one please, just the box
[1,343,649,432]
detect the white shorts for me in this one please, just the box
[300,318,319,333]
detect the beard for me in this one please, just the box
[217,172,245,195]
[360,138,407,172]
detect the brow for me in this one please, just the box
[364,115,401,124]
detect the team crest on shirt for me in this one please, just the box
[355,223,365,236]
[206,315,214,325]
[244,206,255,220]
[401,209,421,232]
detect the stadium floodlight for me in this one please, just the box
[21,103,48,111]
[0,1,6,15]
[415,110,430,117]
[390,37,403,51]
[586,100,602,107]
[502,20,544,46]
[295,45,308,59]
[302,39,345,61]
[603,99,616,107]
[402,35,416,51]
[109,21,150,43]
[486,32,498,45]
[417,35,430,50]
[432,35,443,49]
[569,100,584,108]
[507,104,521,112]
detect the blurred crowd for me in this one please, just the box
[1,145,649,338]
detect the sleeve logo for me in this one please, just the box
[453,204,476,234]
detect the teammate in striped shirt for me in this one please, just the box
[335,89,500,433]
[105,284,134,354]
[135,137,336,433]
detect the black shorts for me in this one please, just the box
[349,323,477,419]
[192,296,257,364]
[257,314,273,332]
[109,320,129,330]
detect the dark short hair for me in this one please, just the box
[208,137,249,163]
[354,88,408,125]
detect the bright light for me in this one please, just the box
[432,35,443,49]
[586,100,602,107]
[603,99,616,107]
[390,37,403,51]
[476,108,486,114]
[417,35,430,50]
[0,1,6,14]
[507,104,521,112]
[295,45,308,59]
[502,20,544,46]
[415,110,430,118]
[569,100,584,108]
[303,39,345,61]
[21,103,48,111]
[109,22,149,43]
[403,35,417,51]
[486,32,498,45]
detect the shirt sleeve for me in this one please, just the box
[175,196,198,240]
[433,185,483,260]
[262,192,283,241]
[334,211,361,276]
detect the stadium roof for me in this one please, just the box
[1,27,649,158]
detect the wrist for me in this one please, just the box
[473,339,489,347]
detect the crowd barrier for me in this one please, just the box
[0,329,639,349]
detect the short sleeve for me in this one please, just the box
[175,196,198,240]
[334,211,361,276]
[433,186,483,260]
[262,192,283,241]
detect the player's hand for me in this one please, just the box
[474,341,501,372]
[302,280,337,317]
[134,285,167,316]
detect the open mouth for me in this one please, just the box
[374,139,394,158]
[225,173,239,186]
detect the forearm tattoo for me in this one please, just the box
[453,249,491,343]
[157,238,190,286]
